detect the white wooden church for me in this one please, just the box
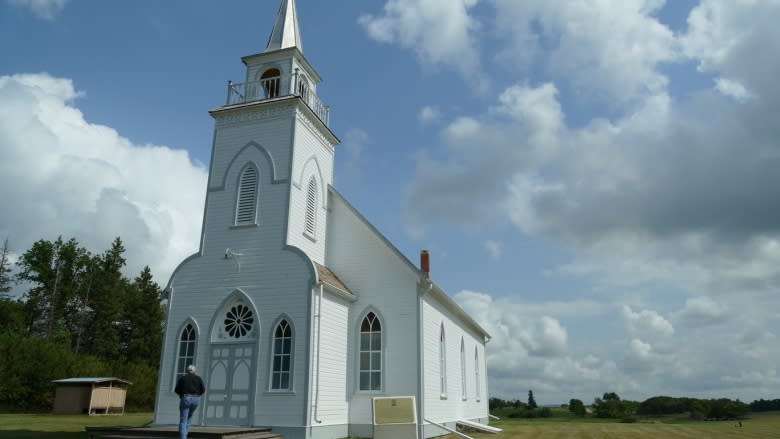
[154,1,492,437]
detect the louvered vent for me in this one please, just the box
[236,166,258,224]
[305,178,317,236]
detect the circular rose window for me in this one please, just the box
[224,304,254,338]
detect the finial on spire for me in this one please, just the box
[265,0,303,53]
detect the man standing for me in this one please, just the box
[174,365,205,439]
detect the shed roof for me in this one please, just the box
[52,377,131,385]
[315,262,353,297]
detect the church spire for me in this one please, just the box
[265,0,303,53]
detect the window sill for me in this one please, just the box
[440,394,448,400]
[231,223,258,230]
[356,390,384,395]
[264,391,295,396]
[303,231,316,243]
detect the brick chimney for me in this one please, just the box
[420,250,430,278]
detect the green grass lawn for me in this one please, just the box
[0,412,152,439]
[1,411,778,439]
[447,411,780,439]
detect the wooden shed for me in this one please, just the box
[52,377,131,415]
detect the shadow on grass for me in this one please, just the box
[0,431,85,439]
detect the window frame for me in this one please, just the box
[235,164,259,226]
[440,323,447,399]
[269,318,294,391]
[358,311,383,392]
[304,176,317,239]
[475,347,481,402]
[173,322,198,389]
[460,338,467,401]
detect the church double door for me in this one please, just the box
[205,344,255,426]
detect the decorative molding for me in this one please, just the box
[215,103,297,128]
[296,109,335,152]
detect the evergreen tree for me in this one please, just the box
[123,266,164,367]
[528,390,538,409]
[0,238,12,297]
[84,237,127,360]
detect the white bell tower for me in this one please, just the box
[205,0,339,265]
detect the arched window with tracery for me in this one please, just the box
[236,164,259,225]
[175,323,197,382]
[460,338,467,400]
[359,312,382,391]
[304,176,317,237]
[475,347,481,401]
[261,68,281,98]
[271,319,293,390]
[440,324,447,397]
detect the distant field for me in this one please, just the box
[447,411,780,439]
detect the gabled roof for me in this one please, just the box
[327,187,492,341]
[265,0,303,53]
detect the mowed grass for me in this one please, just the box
[446,411,780,439]
[1,411,778,439]
[0,412,152,439]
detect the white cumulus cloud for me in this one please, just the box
[0,73,207,285]
[358,0,484,89]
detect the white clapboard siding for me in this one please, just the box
[325,190,421,430]
[421,294,489,425]
[285,111,335,264]
[310,293,350,423]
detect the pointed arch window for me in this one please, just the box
[236,165,259,225]
[440,324,447,398]
[271,319,293,390]
[304,177,317,237]
[261,68,281,98]
[359,312,382,391]
[175,323,197,382]
[475,347,481,402]
[460,338,467,400]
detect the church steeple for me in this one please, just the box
[265,0,303,53]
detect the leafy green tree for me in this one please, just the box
[528,390,538,409]
[569,398,586,416]
[593,392,638,419]
[16,237,92,342]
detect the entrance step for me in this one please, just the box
[86,426,283,439]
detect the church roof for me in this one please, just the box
[327,187,492,341]
[315,262,353,297]
[265,0,303,53]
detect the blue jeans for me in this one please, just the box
[179,395,200,439]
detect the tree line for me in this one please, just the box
[0,236,164,411]
[491,390,767,421]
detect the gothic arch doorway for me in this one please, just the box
[205,293,258,426]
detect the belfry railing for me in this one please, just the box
[225,76,330,126]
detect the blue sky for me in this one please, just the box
[2,0,779,405]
